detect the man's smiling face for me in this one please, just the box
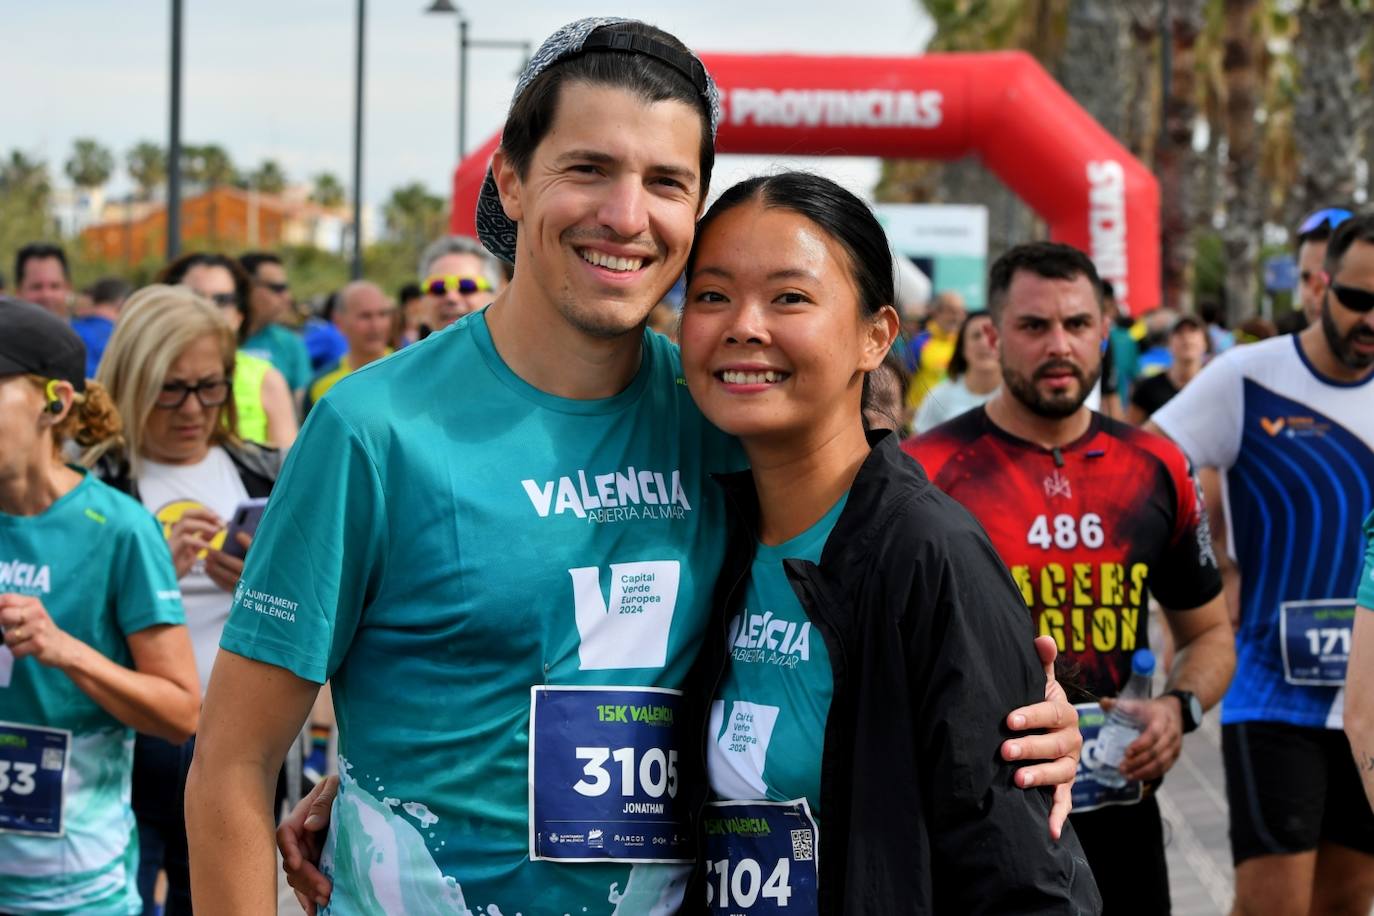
[494,81,704,339]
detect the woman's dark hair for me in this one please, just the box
[688,171,894,316]
[687,171,896,423]
[157,252,254,343]
[943,311,993,382]
[502,22,715,197]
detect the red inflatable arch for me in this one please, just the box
[450,50,1160,314]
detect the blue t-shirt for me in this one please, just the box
[70,315,115,379]
[220,310,743,914]
[707,495,845,818]
[0,471,184,915]
[242,323,312,393]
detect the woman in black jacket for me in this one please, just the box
[678,172,1101,914]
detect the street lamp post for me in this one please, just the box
[351,0,366,280]
[424,1,530,162]
[167,0,183,260]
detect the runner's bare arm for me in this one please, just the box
[187,649,320,915]
[1197,467,1241,628]
[1345,608,1374,811]
[0,595,199,742]
[261,364,299,449]
[1114,592,1234,782]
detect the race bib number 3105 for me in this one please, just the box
[529,686,692,863]
[0,720,70,837]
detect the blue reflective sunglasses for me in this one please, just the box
[1298,208,1353,236]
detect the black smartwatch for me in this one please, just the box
[1166,689,1203,734]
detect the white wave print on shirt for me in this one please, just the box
[320,758,473,916]
[318,759,686,915]
[570,561,680,671]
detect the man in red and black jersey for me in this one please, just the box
[904,242,1235,915]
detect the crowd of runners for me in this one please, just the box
[3,15,1374,916]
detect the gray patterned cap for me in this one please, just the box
[474,17,721,265]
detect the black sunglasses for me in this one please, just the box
[210,292,240,309]
[258,281,289,295]
[1330,282,1374,314]
[156,378,231,409]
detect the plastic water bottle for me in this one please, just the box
[1093,648,1156,788]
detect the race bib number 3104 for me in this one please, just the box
[529,686,692,863]
[703,799,819,914]
[0,720,70,837]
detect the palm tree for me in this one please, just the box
[383,182,446,249]
[126,141,167,201]
[1154,0,1208,311]
[64,138,115,193]
[1220,0,1265,323]
[248,159,288,195]
[0,150,51,201]
[1057,1,1128,142]
[311,172,345,209]
[1291,0,1372,216]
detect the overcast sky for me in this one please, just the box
[5,1,934,211]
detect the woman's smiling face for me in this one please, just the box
[680,197,893,443]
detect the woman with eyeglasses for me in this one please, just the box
[157,253,298,450]
[0,297,199,916]
[88,285,284,916]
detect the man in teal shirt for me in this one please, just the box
[239,252,312,401]
[187,19,1080,915]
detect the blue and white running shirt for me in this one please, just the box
[1153,335,1374,729]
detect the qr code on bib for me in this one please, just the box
[42,748,64,770]
[790,828,814,862]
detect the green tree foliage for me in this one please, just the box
[247,159,289,195]
[126,141,167,201]
[311,172,345,209]
[64,138,115,191]
[0,151,58,288]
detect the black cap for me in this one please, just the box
[1170,313,1205,335]
[0,296,87,391]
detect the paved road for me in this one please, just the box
[1160,714,1235,915]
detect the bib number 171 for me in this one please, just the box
[573,747,678,799]
[707,856,793,908]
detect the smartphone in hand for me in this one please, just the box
[221,497,269,559]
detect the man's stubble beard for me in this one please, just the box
[1321,296,1374,371]
[1002,356,1103,419]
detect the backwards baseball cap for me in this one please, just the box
[0,296,87,391]
[474,17,721,264]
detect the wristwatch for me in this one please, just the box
[1166,689,1203,734]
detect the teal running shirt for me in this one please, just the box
[0,471,184,915]
[1360,512,1374,611]
[221,310,742,915]
[706,495,845,817]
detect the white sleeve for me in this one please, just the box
[1150,349,1246,470]
[913,382,949,434]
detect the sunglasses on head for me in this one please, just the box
[422,274,491,296]
[1298,208,1353,236]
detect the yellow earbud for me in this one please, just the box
[45,379,63,415]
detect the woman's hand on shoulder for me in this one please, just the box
[1001,635,1081,840]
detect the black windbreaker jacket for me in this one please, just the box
[686,431,1101,914]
